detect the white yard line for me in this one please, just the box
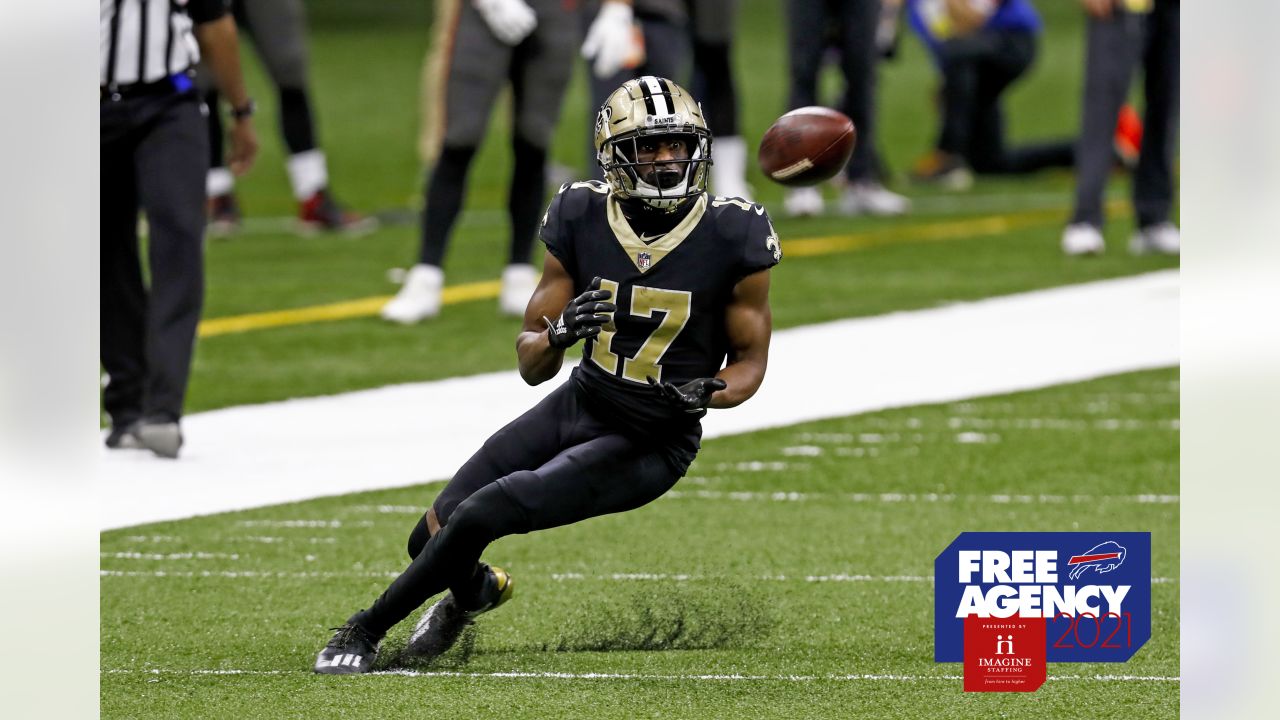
[100,667,1179,682]
[99,271,1179,530]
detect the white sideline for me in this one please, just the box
[99,271,1179,530]
[100,667,1180,682]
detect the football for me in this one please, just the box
[757,107,857,186]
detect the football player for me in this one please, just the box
[315,77,781,674]
[383,0,577,322]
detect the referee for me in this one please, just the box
[101,0,258,458]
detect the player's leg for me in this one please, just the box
[243,0,368,232]
[100,107,146,447]
[132,95,209,457]
[373,430,679,663]
[501,0,575,316]
[966,32,1072,175]
[781,0,827,216]
[690,0,750,201]
[382,0,509,324]
[1129,0,1179,254]
[833,0,877,183]
[834,0,908,215]
[1066,8,1143,254]
[315,382,589,672]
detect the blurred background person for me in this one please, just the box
[382,0,577,324]
[199,0,371,236]
[101,0,259,458]
[581,0,690,181]
[905,0,1075,190]
[689,0,751,200]
[783,0,909,218]
[1062,0,1179,256]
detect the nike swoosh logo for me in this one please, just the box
[639,233,665,243]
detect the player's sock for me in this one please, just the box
[419,145,478,267]
[287,150,329,202]
[508,136,547,266]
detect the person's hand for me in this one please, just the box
[544,276,616,349]
[228,118,258,176]
[646,376,727,413]
[581,0,635,79]
[1080,0,1115,19]
[474,0,538,46]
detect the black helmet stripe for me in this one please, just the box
[640,75,669,116]
[662,77,680,104]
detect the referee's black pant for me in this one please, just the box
[100,90,208,427]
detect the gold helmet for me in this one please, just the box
[594,76,713,212]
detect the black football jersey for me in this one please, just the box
[540,181,781,450]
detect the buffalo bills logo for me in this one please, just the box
[1067,541,1126,581]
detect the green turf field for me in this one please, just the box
[182,0,1176,414]
[102,1,1179,716]
[101,369,1179,718]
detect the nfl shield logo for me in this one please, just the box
[637,251,652,270]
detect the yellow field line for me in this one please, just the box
[198,280,503,337]
[198,202,1128,338]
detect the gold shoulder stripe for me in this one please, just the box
[606,194,707,273]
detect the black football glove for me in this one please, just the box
[545,276,616,349]
[646,376,727,413]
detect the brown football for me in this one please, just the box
[757,107,857,187]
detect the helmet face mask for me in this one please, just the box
[595,77,713,212]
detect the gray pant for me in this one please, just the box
[1072,0,1179,228]
[426,0,577,154]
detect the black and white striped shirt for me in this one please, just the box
[100,0,227,88]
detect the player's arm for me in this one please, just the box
[516,255,615,385]
[711,268,773,409]
[517,254,574,385]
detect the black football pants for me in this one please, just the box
[100,91,207,426]
[352,382,681,638]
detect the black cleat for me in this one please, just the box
[314,622,381,675]
[405,564,513,662]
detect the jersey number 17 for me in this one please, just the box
[587,279,690,384]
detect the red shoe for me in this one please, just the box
[1113,104,1143,170]
[298,189,378,236]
